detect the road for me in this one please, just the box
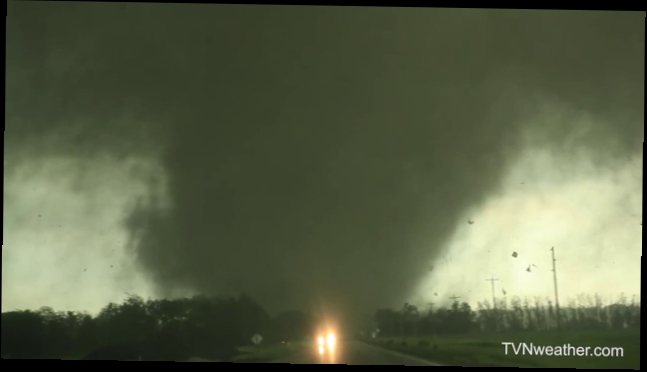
[271,340,442,366]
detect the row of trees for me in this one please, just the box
[3,292,639,359]
[372,294,640,336]
[1,293,315,360]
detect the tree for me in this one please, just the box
[1,310,47,358]
[373,309,398,337]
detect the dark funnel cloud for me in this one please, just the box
[6,4,644,319]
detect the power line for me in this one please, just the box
[449,295,461,302]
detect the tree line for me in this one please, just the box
[3,292,639,360]
[1,293,314,361]
[371,294,640,337]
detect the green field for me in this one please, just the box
[8,341,306,362]
[183,340,308,362]
[231,341,307,363]
[364,330,639,369]
[184,357,220,362]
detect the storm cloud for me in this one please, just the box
[5,4,643,320]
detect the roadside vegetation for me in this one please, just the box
[362,294,639,369]
[2,292,639,367]
[1,293,313,362]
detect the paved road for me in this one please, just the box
[272,340,441,366]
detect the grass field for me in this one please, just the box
[231,341,307,363]
[178,341,308,362]
[184,357,220,362]
[14,341,306,362]
[172,342,306,362]
[363,330,639,369]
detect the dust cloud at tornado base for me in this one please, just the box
[4,5,643,317]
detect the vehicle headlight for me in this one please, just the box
[326,333,335,349]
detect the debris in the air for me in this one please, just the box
[526,265,531,272]
[434,292,438,296]
[502,289,507,295]
[468,220,474,225]
[429,265,434,271]
[83,268,87,272]
[512,252,518,258]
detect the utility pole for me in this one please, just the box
[486,277,499,331]
[485,277,499,309]
[426,302,436,339]
[550,246,561,330]
[449,295,461,303]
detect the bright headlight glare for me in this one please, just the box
[327,333,335,346]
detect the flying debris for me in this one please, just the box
[429,265,434,271]
[468,220,474,225]
[502,289,507,295]
[512,252,518,258]
[434,292,438,296]
[526,265,532,272]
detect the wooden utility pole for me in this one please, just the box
[550,246,561,330]
[485,277,499,309]
[486,277,499,331]
[449,296,461,303]
[426,302,437,339]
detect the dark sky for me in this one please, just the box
[5,4,644,321]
